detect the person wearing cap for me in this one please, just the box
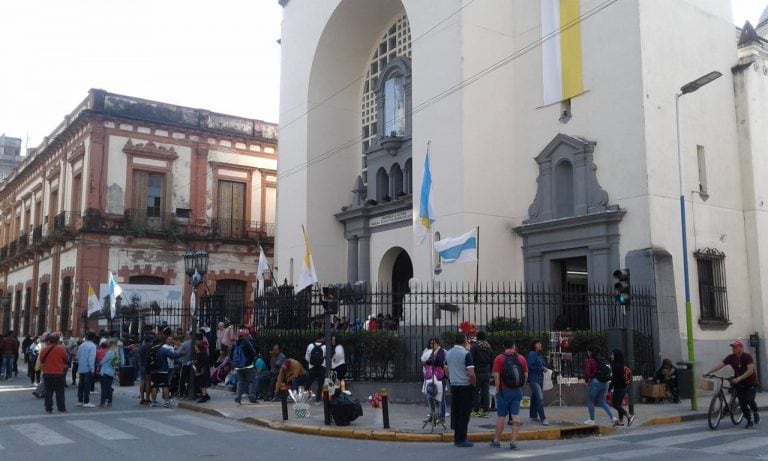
[232,331,259,405]
[705,340,760,429]
[76,332,98,408]
[39,334,69,413]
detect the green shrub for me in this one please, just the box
[487,316,522,333]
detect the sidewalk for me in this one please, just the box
[111,383,768,443]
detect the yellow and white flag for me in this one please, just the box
[87,282,101,317]
[295,225,318,294]
[541,0,584,105]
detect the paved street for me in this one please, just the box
[1,377,766,460]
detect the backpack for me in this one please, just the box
[233,343,249,369]
[309,343,324,367]
[623,366,632,386]
[146,346,162,372]
[501,353,525,388]
[596,358,613,383]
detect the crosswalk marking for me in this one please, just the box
[12,423,73,446]
[66,419,136,440]
[614,422,702,438]
[700,434,768,454]
[642,430,724,447]
[120,417,195,436]
[166,415,245,433]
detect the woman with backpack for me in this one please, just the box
[583,345,618,426]
[609,349,635,427]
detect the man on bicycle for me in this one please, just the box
[705,340,760,429]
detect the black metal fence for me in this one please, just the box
[251,282,657,383]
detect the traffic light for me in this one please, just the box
[613,269,630,305]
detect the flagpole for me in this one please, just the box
[425,141,437,330]
[474,226,480,302]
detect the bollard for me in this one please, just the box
[280,383,288,421]
[323,384,331,425]
[380,388,390,429]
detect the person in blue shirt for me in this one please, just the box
[526,339,549,426]
[98,340,118,407]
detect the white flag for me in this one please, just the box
[434,228,478,264]
[295,225,318,293]
[107,271,123,320]
[257,245,269,281]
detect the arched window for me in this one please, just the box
[384,76,406,137]
[376,168,390,201]
[390,163,403,198]
[37,282,49,335]
[404,158,412,195]
[554,160,575,218]
[60,277,72,334]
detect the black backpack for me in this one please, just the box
[596,358,613,383]
[146,346,162,372]
[309,343,324,367]
[501,353,525,388]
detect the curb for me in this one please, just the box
[641,405,768,427]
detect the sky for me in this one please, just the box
[0,1,766,151]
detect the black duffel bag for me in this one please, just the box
[329,390,363,426]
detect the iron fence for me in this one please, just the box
[251,282,657,382]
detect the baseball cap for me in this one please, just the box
[729,340,744,348]
[99,338,108,346]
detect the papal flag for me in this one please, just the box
[107,271,123,320]
[541,0,584,105]
[434,228,478,264]
[87,282,101,317]
[295,225,318,294]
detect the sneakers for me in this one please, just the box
[509,442,517,450]
[583,419,595,425]
[754,413,760,425]
[150,401,159,407]
[745,420,754,429]
[530,417,540,422]
[471,410,481,417]
[235,401,242,406]
[541,419,550,426]
[76,402,84,407]
[477,411,489,418]
[613,420,625,427]
[454,440,474,448]
[163,401,172,408]
[197,395,210,403]
[627,414,636,427]
[82,403,96,408]
[489,440,501,448]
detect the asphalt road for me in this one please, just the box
[1,378,766,460]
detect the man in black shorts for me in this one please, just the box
[147,336,180,408]
[705,340,760,429]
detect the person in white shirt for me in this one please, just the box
[331,335,346,380]
[304,333,326,402]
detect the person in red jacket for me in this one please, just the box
[40,334,70,413]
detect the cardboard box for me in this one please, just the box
[641,383,666,399]
[699,379,715,391]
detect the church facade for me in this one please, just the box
[275,0,768,381]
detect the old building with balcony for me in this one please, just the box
[0,89,277,336]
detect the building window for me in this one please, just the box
[554,160,575,218]
[217,180,246,239]
[60,277,72,334]
[376,168,389,201]
[694,248,729,325]
[133,171,166,218]
[384,76,406,137]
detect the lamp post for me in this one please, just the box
[675,70,721,412]
[184,249,209,331]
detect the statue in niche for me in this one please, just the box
[352,175,366,207]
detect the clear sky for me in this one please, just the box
[0,1,766,151]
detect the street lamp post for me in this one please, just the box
[675,70,722,412]
[184,249,208,400]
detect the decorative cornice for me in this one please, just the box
[123,139,179,161]
[514,209,626,237]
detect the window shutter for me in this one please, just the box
[133,171,149,217]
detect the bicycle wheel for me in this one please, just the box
[708,393,723,430]
[729,393,743,425]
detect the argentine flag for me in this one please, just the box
[417,150,435,244]
[435,228,478,263]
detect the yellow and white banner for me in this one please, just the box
[541,0,583,105]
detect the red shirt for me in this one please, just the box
[492,351,528,390]
[584,356,598,382]
[723,353,758,386]
[40,344,70,375]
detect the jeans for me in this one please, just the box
[528,380,546,420]
[736,384,759,421]
[235,367,258,403]
[78,372,94,404]
[2,353,14,379]
[587,379,613,421]
[450,385,474,443]
[44,374,66,412]
[100,374,114,406]
[611,386,629,420]
[304,366,326,401]
[473,372,490,412]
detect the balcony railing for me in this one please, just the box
[18,234,29,252]
[212,218,275,241]
[0,246,6,263]
[53,211,74,232]
[8,240,17,257]
[32,225,47,245]
[124,209,176,235]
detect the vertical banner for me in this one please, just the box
[542,0,584,105]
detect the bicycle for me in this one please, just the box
[703,374,743,429]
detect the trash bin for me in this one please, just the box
[119,365,136,386]
[676,361,692,399]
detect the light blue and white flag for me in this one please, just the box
[434,228,478,263]
[107,271,123,319]
[417,149,435,244]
